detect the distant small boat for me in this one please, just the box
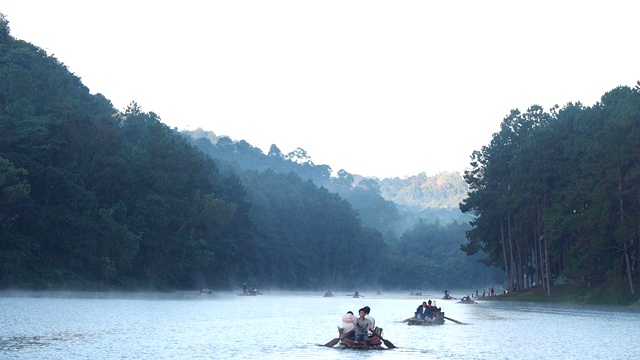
[458,297,476,304]
[239,289,263,296]
[323,291,335,297]
[199,289,214,295]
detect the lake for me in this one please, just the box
[1,290,638,359]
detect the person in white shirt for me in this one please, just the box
[363,306,375,336]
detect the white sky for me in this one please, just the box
[2,1,639,179]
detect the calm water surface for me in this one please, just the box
[1,290,638,359]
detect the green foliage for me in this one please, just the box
[0,28,249,290]
[0,17,505,292]
[0,13,10,44]
[240,169,384,288]
[461,85,640,298]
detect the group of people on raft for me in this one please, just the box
[415,300,441,319]
[242,283,261,295]
[339,306,379,346]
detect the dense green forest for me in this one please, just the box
[0,15,500,291]
[461,86,640,297]
[6,12,639,300]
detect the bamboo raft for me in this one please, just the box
[337,327,386,350]
[407,311,445,325]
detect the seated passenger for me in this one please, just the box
[424,300,437,319]
[416,301,427,319]
[340,311,355,340]
[363,306,376,337]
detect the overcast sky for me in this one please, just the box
[3,1,639,178]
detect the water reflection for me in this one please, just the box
[1,291,639,359]
[1,332,93,351]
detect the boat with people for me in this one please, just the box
[323,290,335,297]
[348,291,364,298]
[458,296,477,304]
[324,326,395,349]
[398,310,465,326]
[407,311,445,325]
[402,300,446,325]
[442,290,456,300]
[336,326,387,349]
[324,307,396,350]
[238,288,263,296]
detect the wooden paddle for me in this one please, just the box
[376,331,396,349]
[323,337,340,347]
[444,316,467,325]
[394,317,414,323]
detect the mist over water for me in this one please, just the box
[2,290,638,359]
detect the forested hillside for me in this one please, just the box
[0,15,501,291]
[378,172,468,209]
[462,88,640,297]
[188,133,495,290]
[186,129,470,236]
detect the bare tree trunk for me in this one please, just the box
[508,217,516,292]
[624,242,635,295]
[531,202,540,291]
[544,236,551,296]
[536,227,545,289]
[534,198,545,290]
[516,231,523,292]
[500,217,511,294]
[537,234,544,289]
[617,165,635,295]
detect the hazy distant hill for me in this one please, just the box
[378,172,468,209]
[182,128,475,242]
[183,128,468,211]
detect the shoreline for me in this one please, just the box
[477,281,640,308]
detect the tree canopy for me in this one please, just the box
[461,85,640,296]
[0,15,504,291]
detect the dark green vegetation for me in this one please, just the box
[0,16,499,291]
[461,81,640,305]
[485,280,640,307]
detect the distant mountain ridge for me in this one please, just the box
[183,128,469,210]
[378,172,468,210]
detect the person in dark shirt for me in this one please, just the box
[416,301,428,319]
[424,300,439,319]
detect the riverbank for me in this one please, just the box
[483,280,640,308]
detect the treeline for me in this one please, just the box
[0,19,246,290]
[191,140,495,290]
[188,130,469,238]
[461,85,640,296]
[0,17,501,291]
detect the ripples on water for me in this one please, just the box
[1,290,639,359]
